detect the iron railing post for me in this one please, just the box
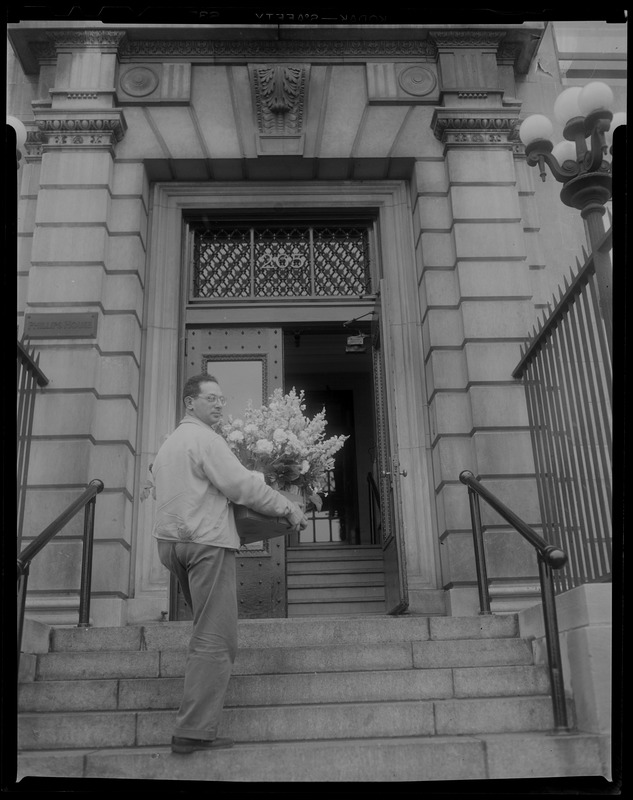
[17,567,29,669]
[466,486,492,615]
[537,553,570,731]
[460,469,570,732]
[78,495,98,627]
[17,479,104,664]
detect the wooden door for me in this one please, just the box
[172,325,286,619]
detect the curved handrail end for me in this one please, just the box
[89,478,105,493]
[543,546,568,570]
[459,470,475,484]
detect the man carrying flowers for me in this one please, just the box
[151,373,308,755]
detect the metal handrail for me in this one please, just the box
[17,479,105,666]
[459,470,569,731]
[17,338,48,551]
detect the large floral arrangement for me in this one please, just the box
[221,388,348,510]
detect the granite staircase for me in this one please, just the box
[286,544,385,616]
[16,614,607,783]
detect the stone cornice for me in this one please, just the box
[119,38,437,60]
[48,30,127,50]
[23,35,536,74]
[429,30,506,49]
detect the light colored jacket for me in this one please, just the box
[151,415,291,549]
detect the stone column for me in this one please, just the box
[21,30,144,627]
[423,30,544,614]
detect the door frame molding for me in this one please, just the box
[130,180,440,621]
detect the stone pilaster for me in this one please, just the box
[422,103,543,614]
[430,29,505,105]
[21,29,143,627]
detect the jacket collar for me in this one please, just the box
[179,414,216,432]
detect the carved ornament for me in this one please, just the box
[47,30,126,49]
[429,30,505,49]
[120,67,160,97]
[252,65,308,136]
[119,38,437,59]
[432,112,521,145]
[398,66,437,97]
[30,37,437,67]
[25,116,127,155]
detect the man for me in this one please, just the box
[151,373,308,755]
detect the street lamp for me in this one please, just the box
[519,82,626,352]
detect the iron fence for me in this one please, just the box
[513,225,612,593]
[17,337,48,549]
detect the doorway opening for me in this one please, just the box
[283,326,377,547]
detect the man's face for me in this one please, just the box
[186,380,224,427]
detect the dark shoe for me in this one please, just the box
[171,736,234,754]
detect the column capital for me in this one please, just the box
[25,110,127,157]
[47,29,127,52]
[431,107,522,148]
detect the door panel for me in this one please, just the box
[372,292,408,614]
[173,326,286,620]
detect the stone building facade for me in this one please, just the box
[9,21,619,627]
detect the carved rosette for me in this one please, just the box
[120,67,160,97]
[432,111,521,146]
[25,115,127,155]
[252,64,308,136]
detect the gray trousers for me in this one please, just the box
[157,540,238,740]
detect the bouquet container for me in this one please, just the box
[234,488,305,544]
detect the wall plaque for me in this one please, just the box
[24,312,98,339]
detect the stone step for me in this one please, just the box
[287,600,387,616]
[16,732,606,782]
[31,638,534,682]
[287,559,384,573]
[18,695,564,751]
[286,546,382,562]
[19,665,552,713]
[46,614,521,653]
[287,584,385,601]
[286,570,385,589]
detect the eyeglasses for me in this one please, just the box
[197,393,226,406]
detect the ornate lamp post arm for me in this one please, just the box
[519,83,625,356]
[524,139,579,183]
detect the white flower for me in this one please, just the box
[254,438,274,455]
[219,387,348,496]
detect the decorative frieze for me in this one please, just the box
[429,30,505,49]
[119,38,437,60]
[25,113,127,155]
[431,109,521,146]
[47,30,126,51]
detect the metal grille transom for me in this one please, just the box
[191,224,371,300]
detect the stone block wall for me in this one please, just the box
[19,142,148,626]
[414,129,545,614]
